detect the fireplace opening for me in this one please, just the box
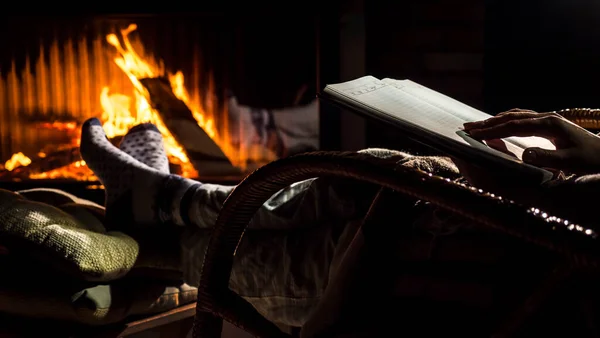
[0,14,319,184]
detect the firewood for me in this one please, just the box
[139,78,241,177]
[0,147,81,180]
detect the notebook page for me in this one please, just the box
[326,75,387,93]
[381,78,555,158]
[383,78,490,121]
[325,77,523,161]
[326,77,463,141]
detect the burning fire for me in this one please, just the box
[39,121,78,131]
[2,152,31,171]
[1,23,259,180]
[29,160,92,181]
[101,23,198,177]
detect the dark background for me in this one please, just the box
[485,0,600,112]
[1,0,600,153]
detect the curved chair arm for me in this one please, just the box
[555,108,600,129]
[191,151,600,338]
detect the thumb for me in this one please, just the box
[522,147,569,169]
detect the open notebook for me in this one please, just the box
[321,76,556,183]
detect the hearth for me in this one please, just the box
[0,14,319,186]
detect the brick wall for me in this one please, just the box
[365,0,484,109]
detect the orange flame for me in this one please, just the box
[3,152,31,171]
[169,71,216,139]
[28,160,95,181]
[100,24,198,177]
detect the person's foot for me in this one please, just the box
[119,123,170,174]
[80,118,199,228]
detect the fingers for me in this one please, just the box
[522,147,571,169]
[467,115,566,140]
[464,111,556,131]
[484,138,516,157]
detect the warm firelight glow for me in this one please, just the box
[38,121,78,131]
[169,71,216,139]
[0,23,266,180]
[102,23,197,177]
[3,152,31,171]
[28,160,95,181]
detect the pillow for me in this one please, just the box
[0,189,138,282]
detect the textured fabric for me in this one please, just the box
[179,175,373,304]
[16,188,104,210]
[271,100,319,155]
[0,273,197,325]
[119,123,170,173]
[0,189,138,281]
[81,118,204,229]
[14,188,184,278]
[179,149,461,326]
[161,175,202,227]
[80,118,166,227]
[0,187,195,325]
[227,96,319,157]
[16,188,106,233]
[117,123,204,227]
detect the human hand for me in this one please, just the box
[463,108,600,175]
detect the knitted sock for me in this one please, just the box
[119,123,170,173]
[80,118,200,227]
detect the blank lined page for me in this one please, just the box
[326,76,475,145]
[382,78,490,122]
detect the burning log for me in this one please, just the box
[0,147,82,180]
[139,78,241,177]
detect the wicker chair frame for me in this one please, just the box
[556,108,600,130]
[191,109,600,338]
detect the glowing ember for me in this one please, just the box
[38,121,78,131]
[3,152,32,171]
[28,160,95,181]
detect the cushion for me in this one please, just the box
[0,188,185,281]
[0,189,138,282]
[0,271,197,325]
[0,188,197,325]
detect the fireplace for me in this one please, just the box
[0,14,320,186]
